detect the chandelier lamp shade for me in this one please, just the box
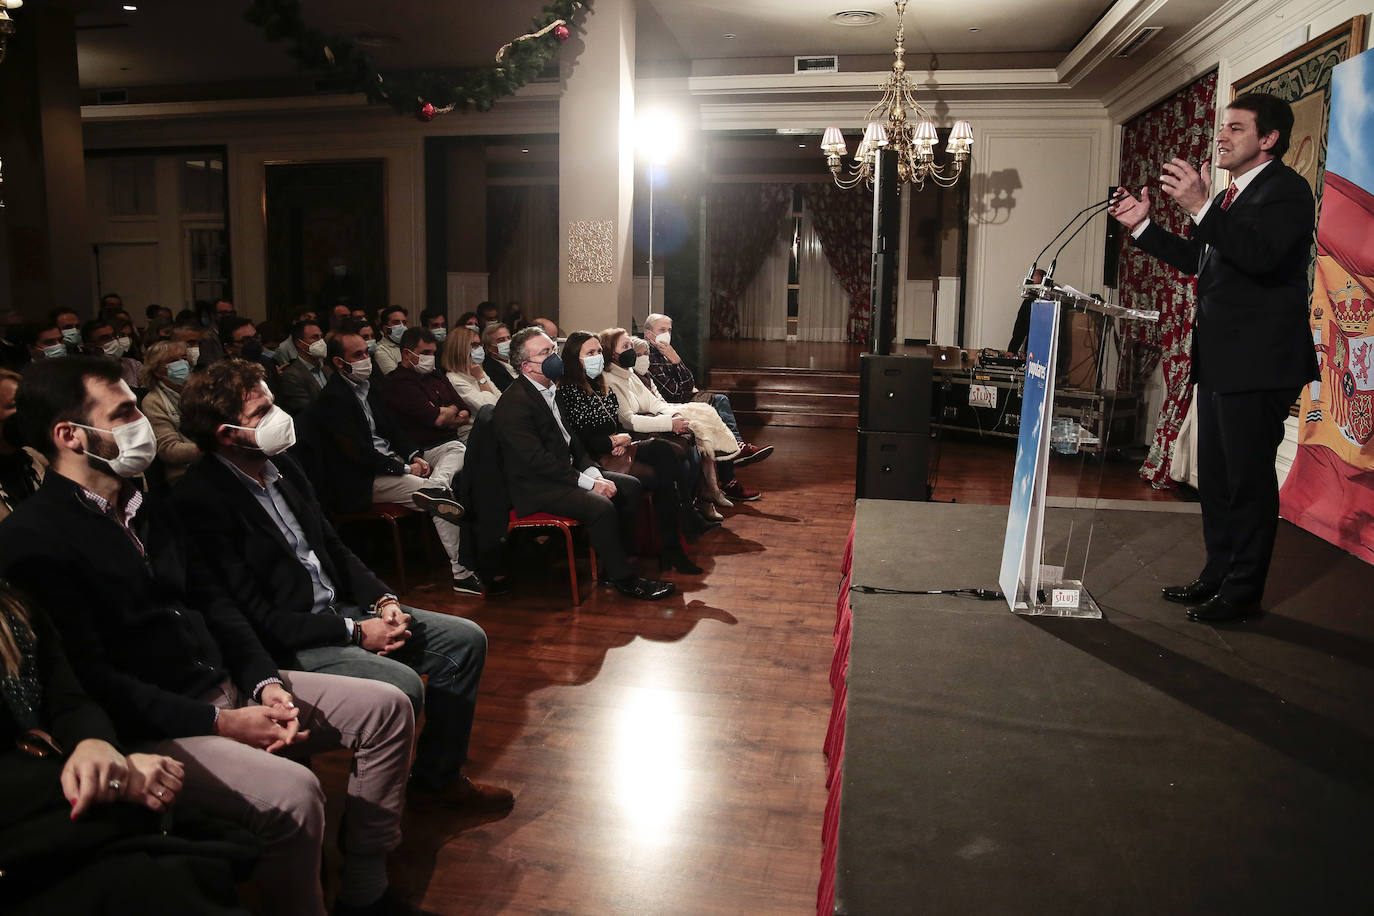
[820,0,973,190]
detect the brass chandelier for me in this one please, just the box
[820,0,973,190]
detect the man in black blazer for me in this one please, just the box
[173,358,511,812]
[492,327,673,601]
[309,332,481,594]
[1110,92,1318,622]
[0,357,417,916]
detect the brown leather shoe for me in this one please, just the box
[409,775,514,812]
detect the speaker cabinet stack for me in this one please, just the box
[857,353,932,501]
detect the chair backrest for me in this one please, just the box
[458,404,514,570]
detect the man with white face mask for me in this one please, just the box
[381,327,474,448]
[313,334,485,596]
[81,319,143,391]
[173,358,512,816]
[0,357,418,916]
[277,319,331,415]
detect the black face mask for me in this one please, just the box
[616,348,637,369]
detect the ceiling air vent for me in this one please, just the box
[96,88,129,105]
[796,55,839,74]
[1114,26,1163,58]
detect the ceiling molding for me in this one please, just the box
[696,98,1107,132]
[684,68,1066,98]
[1055,0,1171,86]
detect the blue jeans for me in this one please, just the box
[293,605,487,791]
[710,393,743,443]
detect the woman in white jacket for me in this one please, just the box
[599,327,734,516]
[443,327,502,419]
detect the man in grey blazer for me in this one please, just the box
[277,319,330,415]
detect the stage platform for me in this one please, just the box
[823,500,1374,915]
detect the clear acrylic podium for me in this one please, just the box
[998,282,1159,618]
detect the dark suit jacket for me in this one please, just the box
[172,452,392,663]
[485,359,518,393]
[491,374,602,517]
[277,357,327,415]
[306,373,422,514]
[0,473,280,740]
[1133,160,1318,393]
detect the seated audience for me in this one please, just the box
[192,299,236,366]
[51,308,82,353]
[146,303,174,327]
[491,327,673,601]
[475,301,501,327]
[139,341,202,485]
[98,291,124,320]
[112,316,144,362]
[25,323,67,364]
[81,318,142,390]
[141,315,174,353]
[642,312,771,500]
[314,334,483,595]
[0,356,418,916]
[482,322,518,392]
[375,307,408,375]
[257,319,287,363]
[456,311,480,334]
[0,368,45,520]
[532,317,560,341]
[328,302,353,333]
[278,319,330,415]
[381,328,472,445]
[601,328,735,518]
[444,327,502,416]
[219,317,279,390]
[173,360,512,812]
[420,308,448,342]
[0,582,259,915]
[505,301,528,332]
[557,332,703,573]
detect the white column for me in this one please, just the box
[558,0,635,334]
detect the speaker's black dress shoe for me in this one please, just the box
[1161,579,1219,604]
[613,576,675,600]
[1186,594,1260,623]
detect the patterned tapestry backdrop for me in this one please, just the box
[805,183,878,345]
[1118,70,1218,486]
[707,184,793,340]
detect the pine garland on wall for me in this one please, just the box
[244,0,588,120]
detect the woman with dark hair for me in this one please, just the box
[556,332,704,574]
[0,581,252,914]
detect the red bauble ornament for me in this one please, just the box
[553,24,569,42]
[417,102,436,122]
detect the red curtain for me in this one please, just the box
[1117,70,1218,486]
[805,183,876,345]
[706,183,793,339]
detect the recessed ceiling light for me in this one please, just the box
[797,143,807,148]
[969,27,980,32]
[521,148,530,154]
[830,10,883,27]
[122,4,138,10]
[723,33,736,40]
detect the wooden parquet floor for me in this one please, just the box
[321,425,1185,914]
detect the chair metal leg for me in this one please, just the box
[559,522,580,606]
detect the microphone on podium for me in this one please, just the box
[1045,193,1117,284]
[1026,188,1119,285]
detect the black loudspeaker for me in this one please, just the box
[859,354,932,434]
[857,431,930,501]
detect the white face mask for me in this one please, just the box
[101,338,124,358]
[582,354,605,379]
[654,331,671,346]
[224,404,297,456]
[365,338,377,355]
[470,347,485,365]
[432,327,447,342]
[496,340,511,360]
[41,343,68,360]
[634,354,650,374]
[72,416,157,478]
[306,338,328,359]
[61,327,82,345]
[187,346,201,365]
[414,353,436,374]
[347,357,373,381]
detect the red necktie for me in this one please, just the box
[1220,184,1239,210]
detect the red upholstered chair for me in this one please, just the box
[507,511,598,606]
[330,503,424,593]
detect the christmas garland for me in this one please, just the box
[244,0,589,119]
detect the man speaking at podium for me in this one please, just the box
[1108,92,1318,623]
